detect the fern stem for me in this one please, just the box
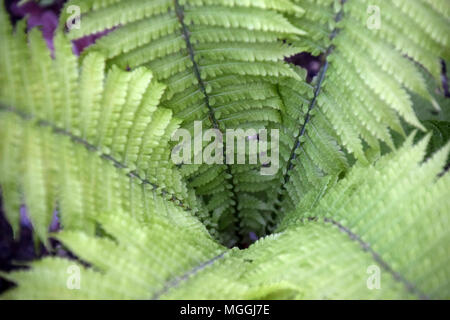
[174,0,241,244]
[173,0,219,130]
[0,104,192,211]
[276,0,347,210]
[304,216,429,299]
[151,251,227,300]
[284,60,329,184]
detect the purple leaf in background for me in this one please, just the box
[20,206,60,232]
[286,52,322,82]
[49,210,60,232]
[72,28,116,56]
[249,232,259,242]
[9,0,61,53]
[7,0,113,56]
[19,205,32,228]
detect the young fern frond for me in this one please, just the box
[0,112,207,241]
[0,10,204,242]
[269,0,450,225]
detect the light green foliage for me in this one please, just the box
[60,0,449,244]
[154,135,449,300]
[0,9,205,241]
[2,134,448,299]
[273,0,450,220]
[1,210,224,299]
[62,0,307,245]
[0,0,449,300]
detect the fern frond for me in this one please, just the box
[0,14,203,241]
[218,0,448,237]
[63,0,308,244]
[3,137,448,299]
[1,210,224,299]
[235,66,349,235]
[269,0,449,229]
[164,137,450,299]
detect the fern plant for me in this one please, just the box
[0,0,449,299]
[59,0,450,244]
